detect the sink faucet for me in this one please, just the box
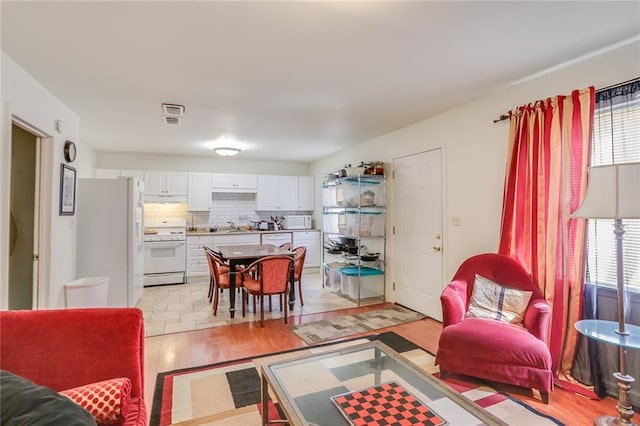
[227,220,235,229]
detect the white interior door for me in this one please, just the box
[393,149,443,320]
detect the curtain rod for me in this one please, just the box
[597,77,640,93]
[493,114,509,123]
[493,78,640,123]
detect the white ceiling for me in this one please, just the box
[2,1,639,162]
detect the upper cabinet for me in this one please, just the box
[94,168,121,179]
[95,168,314,211]
[187,173,212,211]
[144,171,187,198]
[298,176,315,211]
[94,168,144,180]
[256,175,314,211]
[120,170,144,180]
[211,173,257,192]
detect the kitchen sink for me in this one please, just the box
[223,228,250,233]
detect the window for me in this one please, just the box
[584,80,640,292]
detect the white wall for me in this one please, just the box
[311,39,640,302]
[1,52,97,309]
[98,152,310,176]
[2,39,637,309]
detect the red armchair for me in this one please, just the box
[0,308,146,425]
[435,253,553,402]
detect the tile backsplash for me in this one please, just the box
[144,193,311,229]
[144,202,188,219]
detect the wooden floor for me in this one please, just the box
[145,303,616,425]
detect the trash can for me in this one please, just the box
[64,277,109,308]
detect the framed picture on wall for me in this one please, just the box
[59,163,76,215]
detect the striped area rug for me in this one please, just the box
[151,332,563,426]
[289,305,426,344]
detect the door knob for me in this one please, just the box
[433,246,442,252]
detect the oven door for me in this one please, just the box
[144,240,186,274]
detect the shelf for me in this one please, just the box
[322,174,385,187]
[323,175,386,208]
[322,170,386,305]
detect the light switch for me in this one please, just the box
[451,216,461,226]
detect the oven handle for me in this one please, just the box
[145,241,185,249]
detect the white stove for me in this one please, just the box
[143,218,187,286]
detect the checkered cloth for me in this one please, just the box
[332,382,446,426]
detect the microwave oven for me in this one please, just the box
[284,215,312,229]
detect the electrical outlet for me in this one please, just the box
[451,216,461,226]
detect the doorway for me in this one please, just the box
[9,123,40,309]
[393,148,443,320]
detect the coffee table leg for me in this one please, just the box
[261,373,269,426]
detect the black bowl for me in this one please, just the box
[360,253,380,261]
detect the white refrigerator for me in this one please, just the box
[76,177,145,307]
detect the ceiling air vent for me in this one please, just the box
[163,116,182,125]
[162,103,185,116]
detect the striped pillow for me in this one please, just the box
[465,274,532,325]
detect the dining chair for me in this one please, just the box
[292,246,307,306]
[279,242,292,251]
[240,255,294,327]
[264,242,293,308]
[203,247,227,300]
[203,246,233,315]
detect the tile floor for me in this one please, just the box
[138,269,362,337]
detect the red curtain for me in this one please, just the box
[499,87,594,378]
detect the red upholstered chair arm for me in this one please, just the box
[0,308,145,399]
[524,299,551,343]
[441,280,468,328]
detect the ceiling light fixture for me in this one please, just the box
[214,147,241,157]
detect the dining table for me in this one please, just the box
[216,244,294,319]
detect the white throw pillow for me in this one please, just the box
[465,274,533,326]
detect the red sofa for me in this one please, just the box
[0,308,146,425]
[435,253,553,402]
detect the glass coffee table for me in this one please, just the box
[261,341,506,426]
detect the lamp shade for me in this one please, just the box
[572,162,640,219]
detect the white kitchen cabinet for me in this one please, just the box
[211,173,258,192]
[297,176,315,211]
[120,170,144,180]
[144,172,164,194]
[256,175,299,211]
[94,169,145,181]
[94,168,121,178]
[144,171,187,196]
[94,168,144,180]
[260,232,293,247]
[186,235,213,277]
[211,233,261,248]
[256,175,278,210]
[293,230,321,267]
[166,172,188,195]
[187,172,212,211]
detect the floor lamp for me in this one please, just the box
[573,162,640,426]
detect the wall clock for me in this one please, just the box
[64,140,76,163]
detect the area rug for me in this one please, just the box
[151,332,563,426]
[289,305,426,344]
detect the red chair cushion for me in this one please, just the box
[216,272,230,288]
[243,278,261,294]
[439,318,551,370]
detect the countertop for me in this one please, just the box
[186,229,320,236]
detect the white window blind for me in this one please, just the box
[585,80,640,291]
